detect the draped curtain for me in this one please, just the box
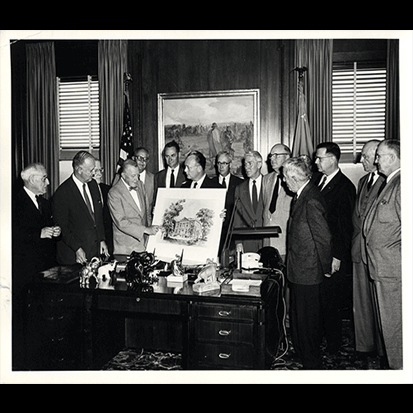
[26,42,59,196]
[98,40,128,184]
[294,39,333,149]
[385,39,400,140]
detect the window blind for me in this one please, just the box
[332,63,386,160]
[57,75,100,151]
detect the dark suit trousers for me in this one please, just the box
[289,282,323,369]
[320,268,346,353]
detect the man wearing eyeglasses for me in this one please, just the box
[132,147,155,218]
[262,143,294,261]
[212,151,243,253]
[363,139,401,369]
[314,142,356,356]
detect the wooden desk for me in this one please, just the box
[25,267,284,370]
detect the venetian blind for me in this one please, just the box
[332,63,386,160]
[57,75,100,151]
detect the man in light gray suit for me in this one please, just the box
[108,159,159,258]
[262,143,293,260]
[363,139,401,369]
[351,140,385,361]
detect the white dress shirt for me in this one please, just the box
[72,174,94,212]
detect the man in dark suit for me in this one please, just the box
[211,151,243,253]
[12,163,61,369]
[93,159,113,256]
[351,140,385,361]
[284,157,332,369]
[154,140,186,202]
[315,142,356,355]
[53,151,109,265]
[233,151,264,253]
[181,150,223,189]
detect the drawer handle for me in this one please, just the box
[218,329,231,336]
[218,310,231,317]
[218,352,231,359]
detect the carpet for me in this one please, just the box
[102,319,382,371]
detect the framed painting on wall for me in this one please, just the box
[158,89,260,177]
[147,188,227,266]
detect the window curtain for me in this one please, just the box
[98,40,128,184]
[26,42,59,196]
[294,39,333,149]
[385,39,400,140]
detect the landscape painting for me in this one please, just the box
[147,188,227,266]
[158,89,260,177]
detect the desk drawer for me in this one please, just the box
[195,302,255,321]
[196,319,254,345]
[97,294,182,315]
[193,343,254,369]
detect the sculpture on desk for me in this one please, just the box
[122,251,159,292]
[97,260,118,289]
[79,257,101,289]
[193,258,221,294]
[195,258,217,284]
[171,253,185,277]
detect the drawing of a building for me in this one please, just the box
[169,217,203,242]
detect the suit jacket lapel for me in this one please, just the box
[320,170,341,196]
[68,177,96,225]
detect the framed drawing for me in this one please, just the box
[147,188,227,266]
[158,89,260,177]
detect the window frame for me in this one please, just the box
[332,61,386,163]
[57,74,100,160]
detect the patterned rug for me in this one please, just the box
[102,319,382,371]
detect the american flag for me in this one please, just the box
[292,79,314,158]
[117,94,134,170]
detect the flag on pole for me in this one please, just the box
[117,94,134,170]
[292,80,314,158]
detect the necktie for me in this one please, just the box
[83,183,95,222]
[222,177,226,188]
[193,182,198,189]
[170,169,175,188]
[377,179,386,197]
[319,175,327,189]
[35,195,43,215]
[252,180,258,212]
[290,194,298,214]
[367,172,375,191]
[269,176,280,214]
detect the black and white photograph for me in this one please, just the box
[1,30,412,384]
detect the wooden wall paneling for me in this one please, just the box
[128,39,296,173]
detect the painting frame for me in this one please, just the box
[158,89,260,177]
[147,188,227,266]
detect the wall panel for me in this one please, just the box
[128,39,296,173]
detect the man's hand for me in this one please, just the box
[40,226,54,239]
[100,241,110,258]
[76,247,88,264]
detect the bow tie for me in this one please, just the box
[129,186,137,191]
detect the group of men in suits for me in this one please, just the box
[12,136,401,370]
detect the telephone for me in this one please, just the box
[241,252,262,270]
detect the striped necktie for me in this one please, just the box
[83,183,95,222]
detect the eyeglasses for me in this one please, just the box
[270,153,289,159]
[217,161,230,166]
[133,156,149,163]
[315,155,334,161]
